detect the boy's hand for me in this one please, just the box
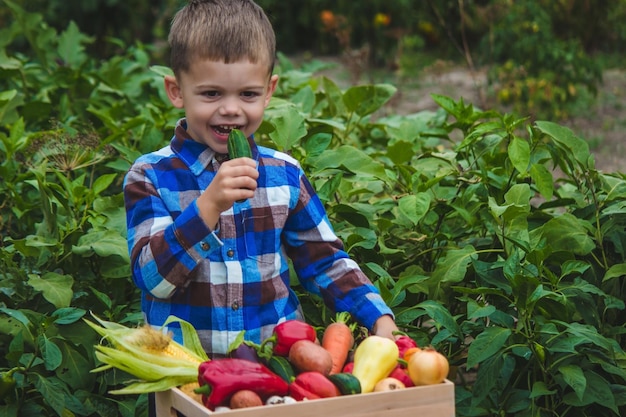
[196,157,258,229]
[372,315,400,341]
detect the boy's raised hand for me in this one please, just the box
[196,157,258,229]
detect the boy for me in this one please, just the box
[123,0,398,359]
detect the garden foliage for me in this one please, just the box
[1,3,626,417]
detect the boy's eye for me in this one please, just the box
[241,91,259,98]
[202,90,219,97]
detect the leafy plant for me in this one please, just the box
[1,3,625,417]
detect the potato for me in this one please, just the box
[229,389,263,409]
[288,339,333,375]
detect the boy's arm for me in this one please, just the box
[124,165,219,299]
[124,158,259,299]
[284,170,398,337]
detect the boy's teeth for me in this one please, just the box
[216,125,240,134]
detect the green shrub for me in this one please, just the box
[1,3,625,417]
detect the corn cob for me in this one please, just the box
[86,313,208,394]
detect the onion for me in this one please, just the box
[407,347,450,386]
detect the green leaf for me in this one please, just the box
[508,136,530,174]
[52,308,86,325]
[266,99,307,151]
[57,21,91,67]
[38,334,63,371]
[73,229,128,259]
[343,84,397,117]
[92,173,117,196]
[559,364,586,401]
[466,326,512,368]
[562,371,617,413]
[314,145,389,182]
[34,374,70,416]
[432,246,476,284]
[387,140,415,165]
[56,340,95,390]
[322,76,347,116]
[530,162,554,200]
[530,213,595,256]
[0,307,32,328]
[603,263,626,283]
[416,300,463,340]
[27,272,74,308]
[535,121,591,168]
[397,193,431,226]
[530,381,556,398]
[150,65,174,77]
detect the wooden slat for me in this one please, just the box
[156,380,455,417]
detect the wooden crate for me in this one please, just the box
[155,379,455,417]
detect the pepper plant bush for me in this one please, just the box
[1,4,626,417]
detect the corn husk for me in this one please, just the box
[86,313,209,394]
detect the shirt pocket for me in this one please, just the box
[241,206,288,264]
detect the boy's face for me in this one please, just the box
[165,58,278,154]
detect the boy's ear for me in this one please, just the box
[264,74,279,107]
[164,75,184,108]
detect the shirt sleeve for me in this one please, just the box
[123,163,223,299]
[282,168,393,331]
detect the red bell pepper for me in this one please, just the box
[388,364,414,387]
[289,371,341,401]
[260,320,317,356]
[395,335,418,359]
[196,358,289,410]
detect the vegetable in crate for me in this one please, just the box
[351,335,399,393]
[288,371,341,401]
[394,334,419,360]
[327,372,361,395]
[229,390,263,409]
[265,354,296,383]
[406,347,450,386]
[321,311,356,374]
[196,358,289,410]
[374,377,406,392]
[388,364,414,387]
[85,313,208,394]
[288,339,333,375]
[260,319,317,356]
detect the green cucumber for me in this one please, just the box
[227,128,252,159]
[265,355,296,383]
[227,128,253,203]
[328,372,361,395]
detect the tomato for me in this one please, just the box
[406,347,449,386]
[402,346,422,363]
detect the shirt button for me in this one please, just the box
[200,241,210,251]
[227,249,234,257]
[231,301,239,311]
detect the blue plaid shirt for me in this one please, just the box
[123,119,393,356]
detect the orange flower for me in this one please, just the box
[373,13,391,27]
[320,10,336,27]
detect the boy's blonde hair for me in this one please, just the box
[168,0,276,77]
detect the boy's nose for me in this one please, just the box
[219,97,241,116]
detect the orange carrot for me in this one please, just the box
[322,312,357,374]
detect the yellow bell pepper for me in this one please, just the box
[351,335,399,393]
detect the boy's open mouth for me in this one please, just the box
[214,125,243,135]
